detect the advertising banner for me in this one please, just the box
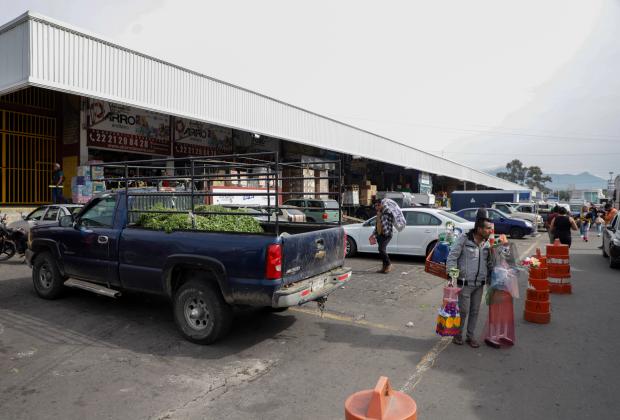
[87,99,171,155]
[173,118,233,157]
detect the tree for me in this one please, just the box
[525,166,552,192]
[559,190,571,201]
[496,159,527,185]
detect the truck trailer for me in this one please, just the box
[450,190,531,212]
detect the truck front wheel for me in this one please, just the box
[173,278,233,344]
[32,252,65,299]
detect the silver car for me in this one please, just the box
[8,204,83,233]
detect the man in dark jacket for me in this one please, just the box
[446,216,494,348]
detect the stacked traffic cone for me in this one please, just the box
[524,248,551,324]
[345,376,417,420]
[546,239,572,294]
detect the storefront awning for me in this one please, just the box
[0,11,526,191]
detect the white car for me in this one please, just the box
[8,204,83,233]
[344,208,475,258]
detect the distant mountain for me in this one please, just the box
[484,167,607,190]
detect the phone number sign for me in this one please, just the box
[88,129,171,155]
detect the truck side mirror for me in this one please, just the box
[59,215,73,227]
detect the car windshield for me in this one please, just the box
[499,204,515,213]
[439,211,469,223]
[323,200,339,210]
[67,207,82,215]
[570,205,582,212]
[492,209,511,219]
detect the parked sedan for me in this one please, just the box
[602,214,620,269]
[8,204,83,233]
[455,207,534,239]
[343,208,474,258]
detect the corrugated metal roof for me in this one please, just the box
[0,11,525,190]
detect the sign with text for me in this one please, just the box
[173,118,232,157]
[87,99,171,155]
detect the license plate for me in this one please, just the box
[312,278,325,291]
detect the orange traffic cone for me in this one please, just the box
[524,252,551,324]
[345,377,417,420]
[546,239,572,294]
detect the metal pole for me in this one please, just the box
[275,152,280,236]
[124,163,129,225]
[190,159,195,229]
[338,158,342,225]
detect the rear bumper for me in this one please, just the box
[272,267,352,308]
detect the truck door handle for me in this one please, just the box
[425,230,432,233]
[97,235,109,244]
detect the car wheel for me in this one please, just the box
[610,254,620,269]
[0,240,16,261]
[426,240,438,258]
[32,252,65,299]
[346,236,357,258]
[173,278,233,344]
[510,227,524,239]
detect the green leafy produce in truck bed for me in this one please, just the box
[137,204,264,234]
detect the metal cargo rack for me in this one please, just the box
[90,152,343,235]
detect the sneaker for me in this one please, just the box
[452,336,464,345]
[598,234,601,237]
[383,264,393,274]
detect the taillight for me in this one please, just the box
[322,213,328,220]
[266,243,282,280]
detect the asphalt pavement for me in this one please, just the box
[0,231,618,419]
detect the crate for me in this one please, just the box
[425,243,448,279]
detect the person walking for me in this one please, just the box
[604,203,618,225]
[546,205,560,243]
[446,214,494,348]
[579,205,591,242]
[51,162,64,204]
[370,199,395,274]
[595,211,605,237]
[550,207,578,247]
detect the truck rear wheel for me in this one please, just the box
[32,252,65,299]
[173,278,233,344]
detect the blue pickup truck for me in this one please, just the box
[26,191,351,344]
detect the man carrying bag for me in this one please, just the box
[446,211,494,348]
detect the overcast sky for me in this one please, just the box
[2,0,619,179]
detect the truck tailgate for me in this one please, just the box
[280,227,345,284]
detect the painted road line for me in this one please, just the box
[289,307,400,332]
[522,235,544,260]
[400,337,452,393]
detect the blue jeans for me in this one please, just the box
[51,187,64,204]
[581,222,590,238]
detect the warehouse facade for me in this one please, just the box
[0,12,524,206]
